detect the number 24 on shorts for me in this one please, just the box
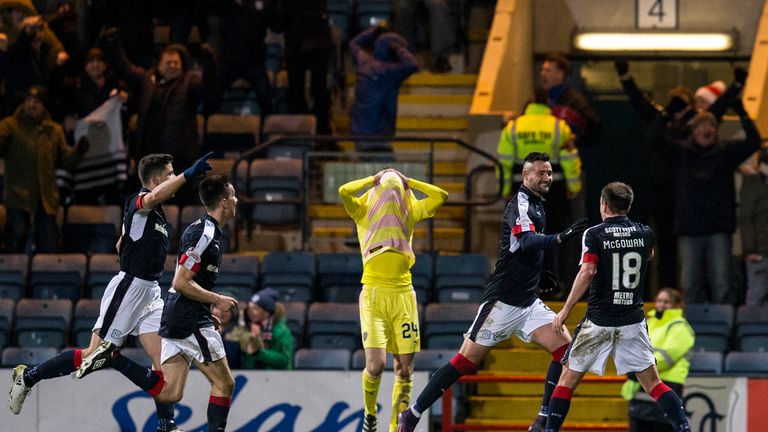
[402,322,419,339]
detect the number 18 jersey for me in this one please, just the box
[580,215,655,327]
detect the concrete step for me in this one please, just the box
[468,395,627,422]
[333,116,468,131]
[482,349,619,376]
[474,371,624,397]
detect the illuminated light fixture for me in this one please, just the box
[574,32,733,52]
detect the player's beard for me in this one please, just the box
[532,180,551,195]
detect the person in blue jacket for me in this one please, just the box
[349,25,417,156]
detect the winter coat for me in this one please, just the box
[738,169,768,256]
[349,29,417,136]
[0,104,80,214]
[648,112,761,236]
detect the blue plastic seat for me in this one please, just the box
[686,304,734,352]
[352,348,393,370]
[317,253,363,302]
[736,305,768,351]
[261,251,316,302]
[435,254,488,303]
[62,205,122,253]
[249,159,303,225]
[284,301,307,347]
[307,303,360,350]
[689,351,723,374]
[294,348,350,370]
[414,349,455,371]
[424,303,477,349]
[87,254,120,298]
[0,299,13,349]
[2,347,58,367]
[214,254,259,301]
[411,254,434,304]
[204,114,260,157]
[30,254,87,301]
[724,351,768,375]
[120,347,153,368]
[73,299,101,347]
[261,114,316,159]
[0,254,28,301]
[15,299,72,348]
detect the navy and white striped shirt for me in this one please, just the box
[481,185,559,306]
[159,214,223,339]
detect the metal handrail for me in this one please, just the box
[231,135,505,251]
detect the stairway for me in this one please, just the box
[458,303,663,431]
[311,72,479,253]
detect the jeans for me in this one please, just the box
[6,206,58,253]
[678,233,732,303]
[745,258,768,306]
[393,0,455,58]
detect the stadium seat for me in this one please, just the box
[411,254,434,304]
[424,303,477,349]
[73,299,101,347]
[15,299,72,348]
[261,114,316,159]
[317,253,363,302]
[180,205,236,253]
[307,303,360,350]
[686,304,734,352]
[119,347,153,368]
[723,351,768,375]
[261,251,316,302]
[355,0,392,31]
[352,349,394,370]
[214,254,260,301]
[0,253,28,300]
[294,348,350,370]
[2,347,58,367]
[87,254,120,298]
[434,254,489,303]
[0,298,13,349]
[248,159,303,225]
[689,351,723,375]
[30,254,87,301]
[204,114,260,158]
[736,305,768,351]
[61,205,122,253]
[284,302,306,347]
[414,349,455,371]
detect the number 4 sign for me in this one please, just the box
[636,0,678,29]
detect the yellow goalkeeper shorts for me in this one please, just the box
[359,285,421,354]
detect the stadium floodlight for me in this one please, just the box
[574,32,733,52]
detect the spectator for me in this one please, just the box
[273,0,333,134]
[214,0,279,117]
[648,101,760,304]
[213,301,244,370]
[349,26,417,155]
[393,0,455,73]
[0,85,88,253]
[101,30,215,203]
[694,80,726,113]
[41,0,83,75]
[0,2,68,116]
[738,148,768,306]
[84,0,155,68]
[539,53,600,149]
[621,288,694,432]
[62,47,127,130]
[241,288,294,370]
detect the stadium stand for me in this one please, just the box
[163,204,180,252]
[316,253,363,302]
[0,254,28,301]
[736,305,768,352]
[352,348,394,370]
[355,0,392,31]
[248,159,303,225]
[283,301,307,347]
[0,298,13,349]
[261,114,317,159]
[119,347,153,368]
[686,304,734,352]
[73,299,101,348]
[423,303,478,349]
[14,299,72,348]
[214,254,260,301]
[689,351,724,375]
[261,251,316,302]
[60,205,122,254]
[204,114,260,158]
[411,253,434,304]
[434,254,489,303]
[294,348,351,370]
[724,352,768,375]
[414,349,456,371]
[307,302,360,351]
[30,254,87,302]
[2,347,58,367]
[86,253,120,298]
